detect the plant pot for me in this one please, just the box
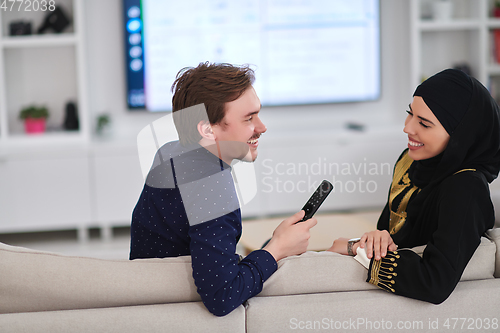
[494,7,500,18]
[24,118,46,134]
[432,0,453,21]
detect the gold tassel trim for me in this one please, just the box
[368,251,400,293]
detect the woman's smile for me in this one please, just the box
[408,137,424,149]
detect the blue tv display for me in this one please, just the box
[123,0,380,111]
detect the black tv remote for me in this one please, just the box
[298,180,333,222]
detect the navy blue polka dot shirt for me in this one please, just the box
[130,141,277,316]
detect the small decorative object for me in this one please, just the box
[494,0,500,18]
[96,114,111,136]
[494,1,500,64]
[432,0,453,21]
[453,63,472,76]
[63,101,79,130]
[38,7,70,34]
[19,105,49,134]
[9,21,32,36]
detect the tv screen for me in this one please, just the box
[123,0,380,111]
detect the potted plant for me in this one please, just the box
[19,105,49,134]
[95,113,111,136]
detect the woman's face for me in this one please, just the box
[404,96,450,161]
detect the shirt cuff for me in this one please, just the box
[354,247,370,269]
[243,249,278,281]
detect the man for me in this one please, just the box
[130,62,316,316]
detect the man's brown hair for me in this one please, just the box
[171,62,255,146]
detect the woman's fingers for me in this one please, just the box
[361,230,396,260]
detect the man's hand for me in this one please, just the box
[359,230,398,260]
[263,210,317,262]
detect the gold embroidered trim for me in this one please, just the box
[368,251,400,293]
[388,153,476,234]
[453,169,476,175]
[388,153,419,234]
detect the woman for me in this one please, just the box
[328,69,500,304]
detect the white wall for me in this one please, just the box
[84,0,412,140]
[83,0,413,217]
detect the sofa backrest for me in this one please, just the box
[486,228,500,278]
[258,236,496,297]
[0,233,497,314]
[0,242,199,314]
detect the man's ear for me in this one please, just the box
[197,120,216,140]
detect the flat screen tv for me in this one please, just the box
[123,0,380,111]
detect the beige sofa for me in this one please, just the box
[0,229,499,333]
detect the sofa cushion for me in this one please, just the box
[411,236,496,281]
[246,279,500,333]
[259,251,378,297]
[259,236,495,297]
[0,302,245,333]
[486,228,500,277]
[0,242,200,314]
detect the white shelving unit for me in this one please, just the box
[410,0,500,199]
[0,0,88,144]
[0,0,95,241]
[409,0,500,97]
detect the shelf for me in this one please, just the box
[418,19,481,31]
[1,33,78,48]
[3,130,85,145]
[488,64,500,75]
[410,0,493,88]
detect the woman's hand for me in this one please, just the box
[359,230,398,260]
[326,237,349,255]
[326,237,363,256]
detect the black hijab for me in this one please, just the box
[411,68,500,186]
[389,69,500,245]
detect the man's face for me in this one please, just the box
[211,87,267,163]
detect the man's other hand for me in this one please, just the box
[263,210,317,262]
